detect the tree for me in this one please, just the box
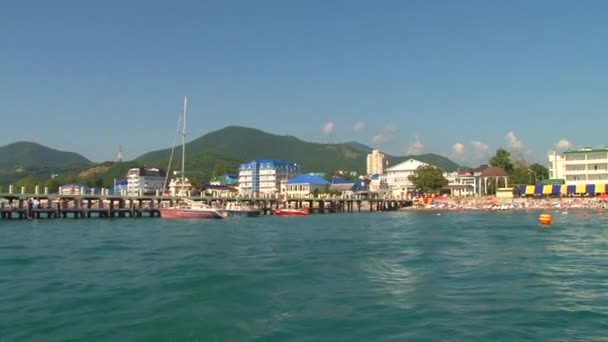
[408,165,448,193]
[529,163,549,181]
[212,163,233,178]
[489,148,514,174]
[510,166,530,185]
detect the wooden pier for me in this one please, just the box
[0,192,412,220]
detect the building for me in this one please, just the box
[209,173,238,186]
[281,174,330,198]
[168,177,191,196]
[380,158,429,198]
[443,171,477,196]
[469,165,510,195]
[238,159,301,196]
[111,179,128,195]
[126,167,166,196]
[366,149,386,175]
[548,148,608,184]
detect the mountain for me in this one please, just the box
[136,126,461,177]
[390,154,460,172]
[343,141,460,171]
[0,142,93,184]
[0,127,461,186]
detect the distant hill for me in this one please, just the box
[343,141,460,171]
[390,154,461,172]
[0,127,461,186]
[136,126,461,177]
[0,142,93,184]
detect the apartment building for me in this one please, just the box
[238,159,301,196]
[548,148,608,184]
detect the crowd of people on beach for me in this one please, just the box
[407,195,608,211]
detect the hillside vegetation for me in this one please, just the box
[1,126,461,187]
[0,142,92,185]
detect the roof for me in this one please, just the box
[471,164,489,172]
[286,174,330,185]
[537,178,565,185]
[369,173,381,180]
[563,148,608,154]
[239,159,301,169]
[442,184,474,189]
[480,166,509,177]
[385,159,428,172]
[331,176,351,184]
[329,183,355,191]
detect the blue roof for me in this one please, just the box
[331,176,351,184]
[370,173,381,180]
[286,174,331,185]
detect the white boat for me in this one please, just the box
[223,202,260,217]
[159,198,226,219]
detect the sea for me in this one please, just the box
[1,211,607,341]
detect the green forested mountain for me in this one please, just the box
[136,126,461,177]
[0,142,93,184]
[1,126,461,187]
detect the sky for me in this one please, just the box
[2,0,607,165]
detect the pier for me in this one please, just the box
[0,191,412,220]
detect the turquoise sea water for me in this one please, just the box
[1,211,607,341]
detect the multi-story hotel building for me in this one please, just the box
[380,158,428,198]
[238,159,301,196]
[126,167,166,196]
[548,148,608,184]
[366,149,386,175]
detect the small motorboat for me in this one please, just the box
[271,208,309,216]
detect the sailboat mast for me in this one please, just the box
[181,96,187,192]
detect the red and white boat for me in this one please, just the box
[159,199,226,219]
[158,97,226,220]
[272,208,309,216]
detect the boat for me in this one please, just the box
[159,198,226,219]
[271,207,309,216]
[159,97,225,220]
[223,202,261,217]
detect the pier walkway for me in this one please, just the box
[0,192,411,220]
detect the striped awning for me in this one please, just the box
[520,183,608,195]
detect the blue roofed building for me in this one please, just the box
[238,159,302,196]
[210,173,238,186]
[282,174,330,198]
[329,178,368,198]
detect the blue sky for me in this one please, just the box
[2,0,607,164]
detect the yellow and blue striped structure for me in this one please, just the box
[519,184,608,196]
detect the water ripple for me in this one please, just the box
[1,212,608,340]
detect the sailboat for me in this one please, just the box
[159,97,226,219]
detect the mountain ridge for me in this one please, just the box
[1,126,461,185]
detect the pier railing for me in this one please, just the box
[0,186,412,220]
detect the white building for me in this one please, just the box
[380,159,429,198]
[238,159,301,196]
[281,174,330,198]
[126,168,166,196]
[443,171,477,196]
[366,149,386,175]
[548,148,608,184]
